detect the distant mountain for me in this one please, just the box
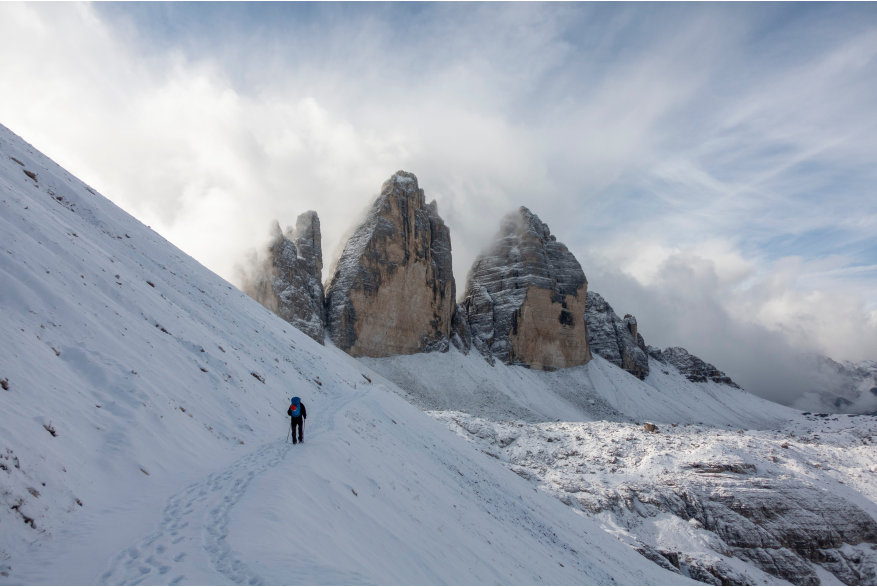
[793,355,877,414]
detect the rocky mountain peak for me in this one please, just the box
[461,206,591,370]
[324,171,455,357]
[659,346,740,387]
[583,291,649,379]
[292,210,322,280]
[242,212,326,344]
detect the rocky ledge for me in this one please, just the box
[654,346,740,387]
[324,171,456,357]
[583,291,649,379]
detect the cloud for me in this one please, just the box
[0,3,875,408]
[580,245,877,407]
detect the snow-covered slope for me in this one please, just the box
[431,411,877,586]
[360,337,877,584]
[360,349,797,429]
[0,124,694,584]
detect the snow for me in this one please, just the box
[361,349,797,429]
[362,346,877,583]
[0,123,689,584]
[419,408,877,584]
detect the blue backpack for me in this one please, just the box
[289,397,301,417]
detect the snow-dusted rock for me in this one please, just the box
[461,207,591,370]
[663,347,740,387]
[646,345,667,364]
[434,412,877,586]
[242,212,325,343]
[450,303,473,354]
[325,171,455,357]
[583,291,649,379]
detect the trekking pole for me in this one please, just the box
[286,423,290,444]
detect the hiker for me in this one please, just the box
[287,396,307,444]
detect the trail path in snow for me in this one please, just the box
[99,386,368,586]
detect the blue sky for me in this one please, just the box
[1,2,875,402]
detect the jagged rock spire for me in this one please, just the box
[324,171,456,357]
[243,211,326,343]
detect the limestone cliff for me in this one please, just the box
[583,291,649,379]
[461,207,591,370]
[659,346,740,387]
[242,212,325,343]
[324,171,455,357]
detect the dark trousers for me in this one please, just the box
[291,416,304,443]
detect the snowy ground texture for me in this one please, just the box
[0,123,690,584]
[358,351,795,429]
[363,351,877,585]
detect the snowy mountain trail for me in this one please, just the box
[99,440,292,586]
[99,385,369,587]
[0,122,692,585]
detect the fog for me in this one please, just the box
[578,249,877,409]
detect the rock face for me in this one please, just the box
[450,304,473,355]
[583,291,649,379]
[243,212,325,343]
[324,171,455,357]
[461,207,591,370]
[645,345,667,364]
[582,292,742,387]
[659,347,740,387]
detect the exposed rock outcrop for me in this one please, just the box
[601,469,877,585]
[242,212,325,343]
[450,303,473,355]
[645,345,667,364]
[437,413,877,586]
[461,207,591,370]
[324,171,455,357]
[578,292,743,387]
[583,291,649,379]
[661,347,740,387]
